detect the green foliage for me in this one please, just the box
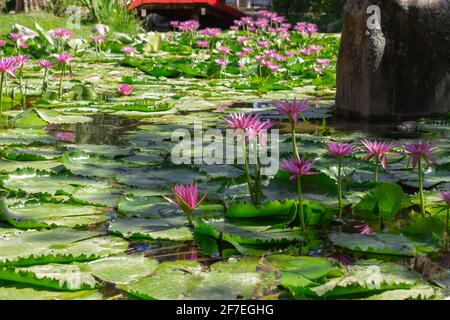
[329,232,439,256]
[0,228,128,267]
[353,183,412,221]
[273,0,345,26]
[80,0,142,35]
[0,12,94,38]
[226,200,296,219]
[109,217,193,241]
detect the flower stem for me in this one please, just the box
[374,158,379,183]
[253,140,261,206]
[187,212,194,228]
[446,207,449,252]
[297,176,305,231]
[42,68,48,94]
[418,157,425,217]
[59,66,66,99]
[243,136,255,205]
[338,156,343,219]
[0,72,4,116]
[290,118,299,159]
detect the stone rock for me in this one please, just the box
[326,20,342,33]
[93,24,110,35]
[396,121,417,132]
[12,23,38,40]
[336,0,450,120]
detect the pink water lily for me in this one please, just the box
[196,40,209,48]
[272,99,310,125]
[439,190,450,251]
[39,60,53,69]
[55,53,72,98]
[0,57,18,77]
[55,131,75,143]
[224,112,260,131]
[281,156,318,230]
[200,28,221,37]
[55,53,72,66]
[439,191,450,206]
[13,55,29,69]
[215,58,228,67]
[0,40,5,47]
[355,224,374,236]
[121,46,136,56]
[309,45,323,53]
[281,157,319,179]
[162,183,207,226]
[177,20,199,32]
[316,59,330,67]
[313,66,324,75]
[217,46,231,55]
[403,141,437,169]
[8,33,23,42]
[361,139,396,169]
[118,84,133,96]
[403,141,437,217]
[0,57,19,114]
[92,35,106,43]
[326,142,356,157]
[327,142,356,219]
[49,28,73,39]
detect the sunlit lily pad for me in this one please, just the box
[0,199,109,229]
[329,232,438,256]
[0,228,129,266]
[109,217,193,241]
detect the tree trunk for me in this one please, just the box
[336,0,450,120]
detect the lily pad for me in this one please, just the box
[329,232,438,256]
[0,285,102,300]
[81,255,158,285]
[109,217,193,241]
[0,264,97,291]
[0,228,129,266]
[0,199,109,229]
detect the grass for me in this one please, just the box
[0,11,95,38]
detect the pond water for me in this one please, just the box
[0,25,448,300]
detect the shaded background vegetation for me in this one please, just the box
[0,0,142,35]
[273,0,344,30]
[0,0,344,34]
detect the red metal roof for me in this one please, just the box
[128,0,246,18]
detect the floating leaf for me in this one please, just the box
[0,228,128,266]
[353,183,412,221]
[0,199,109,229]
[0,264,97,291]
[81,255,158,285]
[329,232,438,256]
[110,217,193,241]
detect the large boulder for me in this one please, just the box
[336,0,450,119]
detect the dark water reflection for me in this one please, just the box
[49,113,141,145]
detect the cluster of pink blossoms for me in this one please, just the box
[172,20,199,32]
[256,49,286,73]
[121,46,136,57]
[199,28,221,38]
[8,33,29,49]
[49,28,73,40]
[294,22,319,35]
[0,57,19,77]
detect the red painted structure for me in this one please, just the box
[129,0,246,29]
